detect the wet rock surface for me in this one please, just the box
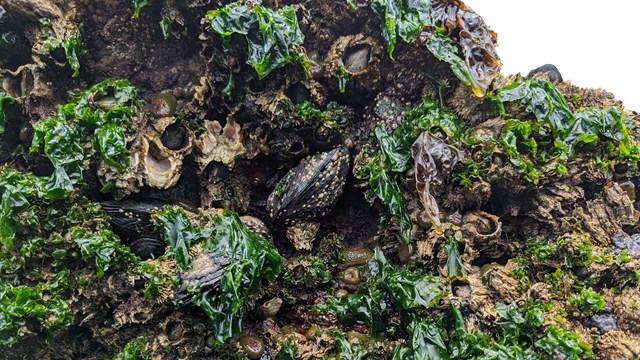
[1,0,640,359]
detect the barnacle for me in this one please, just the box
[194,118,246,171]
[324,34,383,100]
[411,132,462,234]
[139,116,193,189]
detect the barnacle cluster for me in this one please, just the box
[1,0,640,359]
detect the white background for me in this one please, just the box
[467,1,639,111]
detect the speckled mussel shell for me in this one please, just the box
[267,147,349,226]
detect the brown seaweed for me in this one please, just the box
[411,132,462,233]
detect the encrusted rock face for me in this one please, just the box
[576,181,637,246]
[597,330,640,360]
[482,262,521,304]
[6,0,640,357]
[607,287,640,334]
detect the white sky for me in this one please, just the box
[467,1,640,111]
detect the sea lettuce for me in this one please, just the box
[153,207,283,345]
[0,90,13,135]
[205,3,308,79]
[30,80,141,196]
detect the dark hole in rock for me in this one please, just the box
[343,43,371,73]
[286,82,311,104]
[30,157,55,177]
[0,8,32,70]
[472,254,510,267]
[233,106,255,124]
[50,47,67,63]
[451,279,472,298]
[161,123,187,150]
[614,162,629,174]
[289,141,304,154]
[249,76,267,93]
[205,161,229,183]
[317,181,380,245]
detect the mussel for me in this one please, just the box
[101,199,168,259]
[267,147,350,250]
[130,235,166,260]
[101,199,167,240]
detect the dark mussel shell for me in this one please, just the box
[527,64,563,83]
[174,250,231,302]
[130,234,166,260]
[267,147,349,226]
[100,199,167,241]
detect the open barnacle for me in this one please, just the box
[324,34,383,101]
[267,147,350,250]
[141,116,193,189]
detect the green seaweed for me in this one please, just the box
[72,228,139,278]
[119,336,153,360]
[0,168,54,251]
[329,330,378,360]
[0,270,74,347]
[445,236,465,278]
[317,248,444,337]
[392,318,447,360]
[0,90,13,135]
[30,80,141,196]
[424,30,479,96]
[315,287,388,336]
[276,337,300,360]
[39,21,86,78]
[374,249,444,312]
[283,256,331,287]
[363,152,412,244]
[153,206,202,271]
[369,0,431,58]
[335,65,350,93]
[392,301,591,360]
[205,3,308,79]
[490,78,640,181]
[132,0,149,19]
[567,287,605,315]
[160,16,171,40]
[534,327,593,360]
[153,207,283,345]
